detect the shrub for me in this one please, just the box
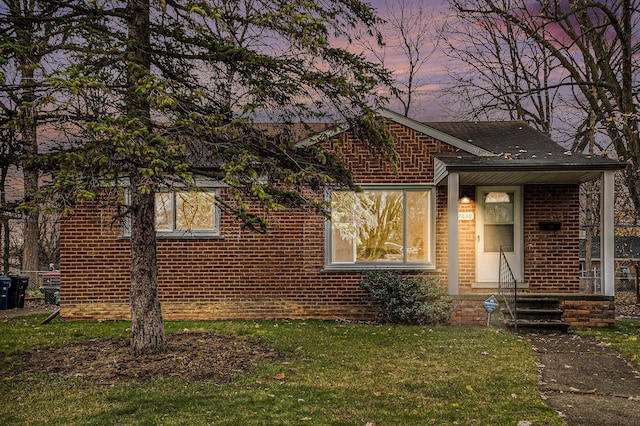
[359,270,450,325]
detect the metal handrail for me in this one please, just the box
[498,247,518,333]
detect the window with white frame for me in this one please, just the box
[328,187,434,268]
[154,190,219,236]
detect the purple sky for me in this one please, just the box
[363,0,455,121]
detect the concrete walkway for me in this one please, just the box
[527,333,640,426]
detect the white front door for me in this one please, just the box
[476,186,523,283]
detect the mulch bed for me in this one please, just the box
[20,331,281,385]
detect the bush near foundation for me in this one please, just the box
[359,270,450,325]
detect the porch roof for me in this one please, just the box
[433,153,623,185]
[429,121,625,185]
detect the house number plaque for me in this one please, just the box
[458,212,474,221]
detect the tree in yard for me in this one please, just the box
[356,0,440,117]
[0,114,20,274]
[442,0,560,133]
[44,0,394,355]
[0,0,73,275]
[448,0,640,220]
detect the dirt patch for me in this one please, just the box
[20,331,281,385]
[526,333,640,426]
[0,299,57,319]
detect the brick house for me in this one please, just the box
[59,109,625,327]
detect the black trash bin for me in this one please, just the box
[0,277,10,310]
[8,275,28,309]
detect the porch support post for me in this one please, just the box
[601,170,615,296]
[448,173,460,295]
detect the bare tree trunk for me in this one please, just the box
[21,65,40,280]
[129,171,166,355]
[583,107,598,293]
[1,219,8,274]
[618,0,640,221]
[1,165,9,274]
[635,262,640,305]
[22,184,40,275]
[584,225,593,293]
[583,181,598,294]
[126,0,166,356]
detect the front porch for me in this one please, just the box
[443,174,619,330]
[422,119,625,330]
[450,293,616,329]
[442,172,620,330]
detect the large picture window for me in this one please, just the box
[328,187,433,268]
[155,190,219,236]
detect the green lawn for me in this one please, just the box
[574,319,640,370]
[1,315,566,425]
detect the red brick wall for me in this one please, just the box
[59,126,588,322]
[450,298,489,326]
[60,125,453,320]
[523,184,581,292]
[562,299,616,328]
[335,123,456,183]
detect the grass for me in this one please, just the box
[0,315,567,426]
[574,319,640,369]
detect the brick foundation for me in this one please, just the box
[450,297,494,326]
[60,300,377,321]
[450,295,616,328]
[561,298,616,328]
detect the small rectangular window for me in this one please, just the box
[155,190,219,235]
[328,187,434,268]
[483,191,514,252]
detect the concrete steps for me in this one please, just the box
[503,296,570,333]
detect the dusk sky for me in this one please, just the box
[364,0,457,122]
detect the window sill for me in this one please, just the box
[156,233,223,240]
[121,234,224,240]
[321,264,436,273]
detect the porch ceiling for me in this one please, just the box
[434,154,626,186]
[455,169,604,185]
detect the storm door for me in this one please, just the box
[476,187,523,283]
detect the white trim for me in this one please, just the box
[601,171,615,296]
[123,187,221,238]
[162,176,227,188]
[377,109,495,156]
[296,123,349,148]
[296,108,496,157]
[117,175,227,188]
[471,281,530,289]
[448,173,460,295]
[325,184,436,269]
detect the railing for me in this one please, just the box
[498,247,518,333]
[579,268,638,295]
[579,269,601,294]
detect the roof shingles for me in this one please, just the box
[426,120,622,168]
